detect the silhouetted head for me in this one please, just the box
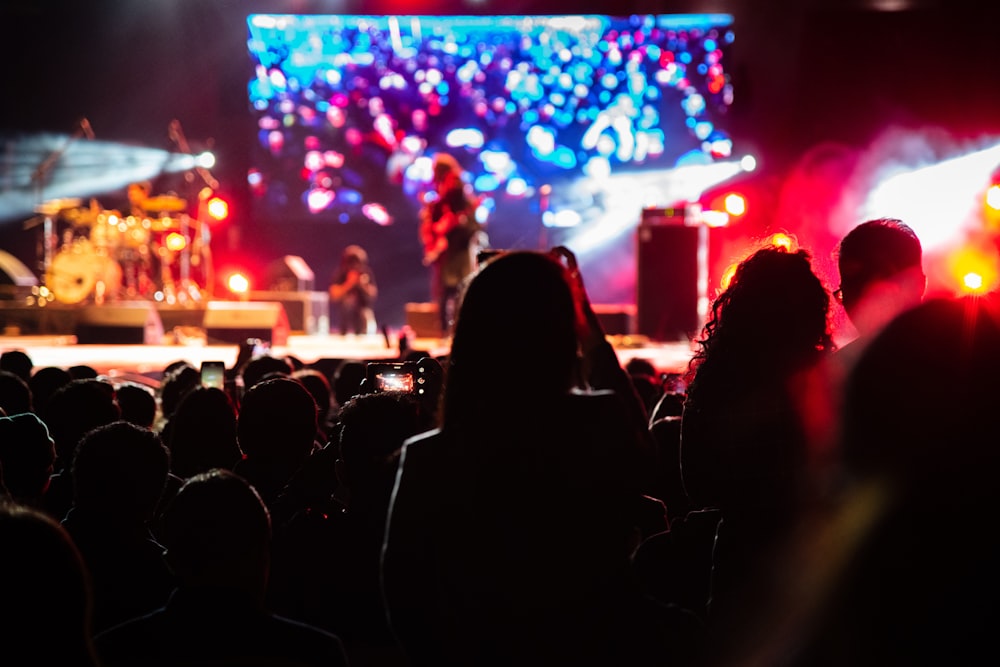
[68,365,99,380]
[27,366,72,422]
[158,363,200,423]
[161,469,271,596]
[167,386,241,479]
[332,359,367,407]
[836,218,924,336]
[115,382,157,429]
[240,354,294,392]
[0,349,33,381]
[0,369,32,416]
[0,412,56,505]
[46,378,121,470]
[238,377,318,466]
[71,421,170,522]
[444,250,580,424]
[0,502,98,665]
[837,219,923,305]
[690,246,833,383]
[337,391,427,493]
[292,368,333,426]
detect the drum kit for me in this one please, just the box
[36,190,210,306]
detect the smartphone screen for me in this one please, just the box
[200,361,226,389]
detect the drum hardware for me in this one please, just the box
[142,195,188,213]
[34,198,83,217]
[45,239,122,305]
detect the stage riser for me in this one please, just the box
[0,300,293,345]
[405,302,636,339]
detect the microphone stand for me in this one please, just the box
[30,121,92,282]
[168,119,219,300]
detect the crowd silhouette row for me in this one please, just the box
[3,224,1000,666]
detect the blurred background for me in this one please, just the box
[3,0,1000,340]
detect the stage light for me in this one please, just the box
[227,272,250,295]
[164,232,187,252]
[723,192,747,217]
[963,272,984,292]
[206,196,229,221]
[195,152,216,169]
[987,184,1000,211]
[949,245,998,295]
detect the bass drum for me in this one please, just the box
[46,240,122,305]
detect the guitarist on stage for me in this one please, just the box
[419,153,485,337]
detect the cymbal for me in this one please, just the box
[34,198,83,216]
[142,195,187,212]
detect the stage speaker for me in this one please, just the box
[247,290,329,334]
[405,302,441,339]
[203,301,290,346]
[636,222,701,341]
[75,302,165,344]
[591,304,636,336]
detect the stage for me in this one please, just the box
[0,331,696,389]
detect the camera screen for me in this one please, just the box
[200,361,225,389]
[377,372,414,393]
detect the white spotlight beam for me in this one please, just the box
[561,160,748,257]
[0,134,199,223]
[864,141,1000,251]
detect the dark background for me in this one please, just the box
[3,0,999,328]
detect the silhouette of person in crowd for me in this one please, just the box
[809,217,928,482]
[382,248,699,666]
[233,376,319,510]
[731,292,1000,666]
[834,216,925,363]
[165,385,241,480]
[0,412,56,510]
[94,468,349,667]
[419,152,485,336]
[0,369,32,415]
[42,378,121,521]
[269,390,432,666]
[61,421,176,635]
[292,367,335,443]
[0,501,101,667]
[115,381,157,429]
[0,348,33,381]
[27,365,72,423]
[678,244,834,659]
[329,244,378,335]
